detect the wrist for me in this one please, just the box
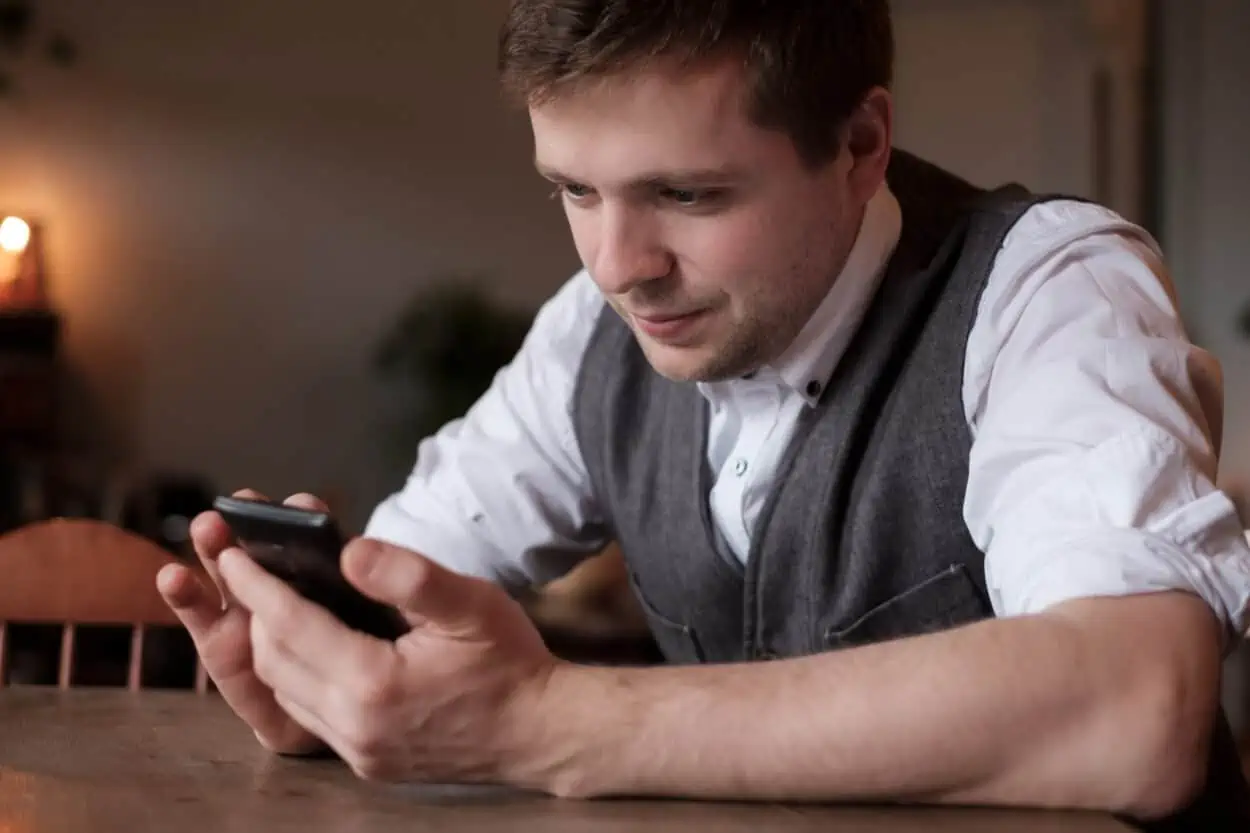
[501,659,628,798]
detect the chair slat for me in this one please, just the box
[57,623,75,689]
[127,625,145,691]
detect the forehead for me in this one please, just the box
[528,58,797,183]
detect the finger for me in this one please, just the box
[282,492,328,512]
[255,618,387,771]
[157,562,253,679]
[272,689,398,782]
[250,615,333,715]
[158,561,314,750]
[157,562,260,692]
[218,546,389,681]
[157,562,226,634]
[342,538,489,635]
[190,487,271,596]
[272,690,352,766]
[189,511,231,588]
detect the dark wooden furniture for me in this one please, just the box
[0,309,59,452]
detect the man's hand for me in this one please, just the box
[156,488,326,756]
[214,533,560,785]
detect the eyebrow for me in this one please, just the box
[534,159,744,188]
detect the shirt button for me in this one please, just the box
[805,380,822,398]
[733,458,748,477]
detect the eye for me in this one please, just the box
[660,187,724,208]
[663,188,700,205]
[553,182,593,200]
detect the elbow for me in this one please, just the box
[1110,666,1216,821]
[1047,592,1224,821]
[1121,740,1208,822]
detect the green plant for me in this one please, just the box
[373,280,535,453]
[0,0,78,98]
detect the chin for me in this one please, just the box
[636,339,736,383]
[636,341,706,382]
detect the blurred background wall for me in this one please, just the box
[1,0,1177,528]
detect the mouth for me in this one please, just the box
[630,308,709,342]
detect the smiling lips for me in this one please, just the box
[631,308,709,341]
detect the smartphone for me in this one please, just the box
[212,495,409,641]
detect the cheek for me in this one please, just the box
[564,208,598,268]
[669,214,785,298]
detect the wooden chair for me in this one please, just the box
[0,517,208,692]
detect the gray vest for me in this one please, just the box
[571,150,1248,830]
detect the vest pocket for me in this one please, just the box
[823,563,991,650]
[626,570,706,664]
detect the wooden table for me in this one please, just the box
[0,689,1132,832]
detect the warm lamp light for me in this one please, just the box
[0,214,48,309]
[0,216,31,284]
[0,216,31,254]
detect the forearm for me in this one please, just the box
[523,592,1220,818]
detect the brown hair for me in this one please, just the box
[497,0,893,168]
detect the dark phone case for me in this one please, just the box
[212,496,409,641]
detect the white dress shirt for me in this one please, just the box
[365,185,1250,640]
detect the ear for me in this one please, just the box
[843,86,893,204]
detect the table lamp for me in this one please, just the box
[0,215,47,310]
[1,216,30,278]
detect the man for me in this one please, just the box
[158,1,1250,829]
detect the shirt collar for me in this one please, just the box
[699,182,902,407]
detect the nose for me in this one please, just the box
[590,204,672,296]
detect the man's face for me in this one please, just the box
[529,58,868,382]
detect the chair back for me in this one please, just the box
[0,518,207,691]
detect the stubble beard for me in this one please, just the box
[630,298,809,384]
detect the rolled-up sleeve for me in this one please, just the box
[963,200,1250,641]
[364,270,612,591]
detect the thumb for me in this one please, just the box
[342,537,489,632]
